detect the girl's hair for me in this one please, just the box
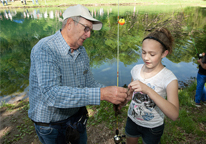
[143,27,174,54]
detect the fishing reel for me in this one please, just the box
[114,129,126,144]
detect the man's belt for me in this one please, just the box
[32,120,65,127]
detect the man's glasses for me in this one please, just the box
[73,19,92,33]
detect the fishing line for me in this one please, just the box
[179,1,185,18]
[179,2,199,56]
[179,2,199,58]
[192,38,198,54]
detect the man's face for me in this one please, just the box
[70,18,93,50]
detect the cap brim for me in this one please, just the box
[81,16,102,30]
[92,21,102,31]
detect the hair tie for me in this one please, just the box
[142,36,167,50]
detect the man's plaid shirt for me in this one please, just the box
[28,30,104,123]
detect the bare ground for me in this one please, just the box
[0,99,127,144]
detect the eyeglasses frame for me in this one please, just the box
[73,19,92,33]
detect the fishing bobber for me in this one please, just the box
[118,18,125,25]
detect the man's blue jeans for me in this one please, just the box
[195,73,206,103]
[34,123,87,144]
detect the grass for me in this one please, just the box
[86,80,206,143]
[1,0,206,8]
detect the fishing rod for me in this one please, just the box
[113,0,126,143]
[192,38,198,54]
[180,3,203,60]
[192,38,204,59]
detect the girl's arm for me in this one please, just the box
[129,80,179,121]
[153,80,179,121]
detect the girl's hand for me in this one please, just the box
[128,80,150,95]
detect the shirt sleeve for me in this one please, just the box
[163,69,178,89]
[131,64,142,80]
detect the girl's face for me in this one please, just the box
[142,39,168,69]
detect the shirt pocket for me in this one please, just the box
[76,60,88,88]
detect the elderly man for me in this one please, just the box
[28,4,128,144]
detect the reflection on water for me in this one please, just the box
[92,56,198,89]
[0,6,206,97]
[1,9,92,21]
[1,6,133,21]
[1,9,63,21]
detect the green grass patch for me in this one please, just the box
[1,81,206,143]
[87,80,206,143]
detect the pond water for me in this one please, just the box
[0,5,206,97]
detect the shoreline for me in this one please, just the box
[0,86,29,106]
[1,2,206,9]
[1,2,142,9]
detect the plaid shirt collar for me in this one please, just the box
[57,30,82,60]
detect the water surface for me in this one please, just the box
[0,5,206,97]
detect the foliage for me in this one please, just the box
[0,12,62,96]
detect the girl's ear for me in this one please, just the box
[161,50,169,58]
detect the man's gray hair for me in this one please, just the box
[62,16,81,29]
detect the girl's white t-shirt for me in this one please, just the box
[128,64,177,128]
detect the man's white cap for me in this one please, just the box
[63,4,102,30]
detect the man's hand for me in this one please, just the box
[100,86,128,105]
[118,87,133,110]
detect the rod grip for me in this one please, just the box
[116,129,119,135]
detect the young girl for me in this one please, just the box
[125,27,179,144]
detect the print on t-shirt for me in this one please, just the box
[128,83,156,121]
